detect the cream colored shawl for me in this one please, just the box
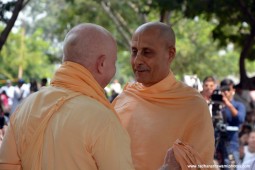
[21,61,117,169]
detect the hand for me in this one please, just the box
[221,92,228,104]
[159,148,181,170]
[222,91,238,117]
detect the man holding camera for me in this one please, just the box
[218,78,246,167]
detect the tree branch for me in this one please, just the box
[100,0,131,50]
[0,0,30,52]
[111,8,132,37]
[127,1,147,23]
[238,0,255,27]
[22,0,30,8]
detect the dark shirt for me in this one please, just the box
[223,100,246,151]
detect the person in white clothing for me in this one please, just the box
[238,130,255,170]
[11,79,29,114]
[0,80,14,109]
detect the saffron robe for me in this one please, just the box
[112,71,215,170]
[0,62,134,170]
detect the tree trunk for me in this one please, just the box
[160,9,170,25]
[238,27,255,90]
[0,0,24,52]
[100,0,131,50]
[237,0,255,90]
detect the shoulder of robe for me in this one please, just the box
[112,90,138,109]
[68,95,117,120]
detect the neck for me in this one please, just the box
[248,146,255,153]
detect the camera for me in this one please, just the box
[211,86,230,103]
[210,86,236,165]
[210,87,231,143]
[211,89,225,122]
[211,89,223,103]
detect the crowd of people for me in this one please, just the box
[200,76,255,169]
[0,76,122,130]
[0,22,254,170]
[0,78,48,126]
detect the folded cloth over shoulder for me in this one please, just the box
[173,139,215,170]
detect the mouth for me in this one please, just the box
[136,70,149,73]
[133,65,150,75]
[135,67,150,72]
[135,70,150,75]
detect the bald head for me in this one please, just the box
[63,23,116,69]
[130,22,176,86]
[62,23,117,88]
[134,22,175,47]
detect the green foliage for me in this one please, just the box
[154,0,184,11]
[184,0,255,61]
[53,0,146,82]
[52,0,254,84]
[0,26,55,82]
[172,16,238,80]
[116,50,133,83]
[2,0,252,86]
[56,0,111,40]
[0,1,17,23]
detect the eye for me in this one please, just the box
[131,48,137,56]
[144,50,151,54]
[143,49,152,56]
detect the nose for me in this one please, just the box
[133,51,143,65]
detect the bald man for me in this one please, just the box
[112,22,215,170]
[0,23,134,170]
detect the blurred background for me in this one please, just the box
[1,1,255,168]
[0,0,254,89]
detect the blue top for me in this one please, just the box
[223,100,246,151]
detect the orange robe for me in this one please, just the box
[112,71,215,170]
[0,62,134,170]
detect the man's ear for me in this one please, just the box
[96,55,106,74]
[168,46,176,63]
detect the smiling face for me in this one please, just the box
[130,23,176,87]
[202,80,217,98]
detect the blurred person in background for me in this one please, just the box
[40,78,48,88]
[200,76,218,117]
[110,79,122,94]
[218,78,246,166]
[0,80,14,114]
[10,79,30,114]
[238,130,255,170]
[200,76,218,104]
[0,91,10,117]
[234,86,255,115]
[29,78,39,94]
